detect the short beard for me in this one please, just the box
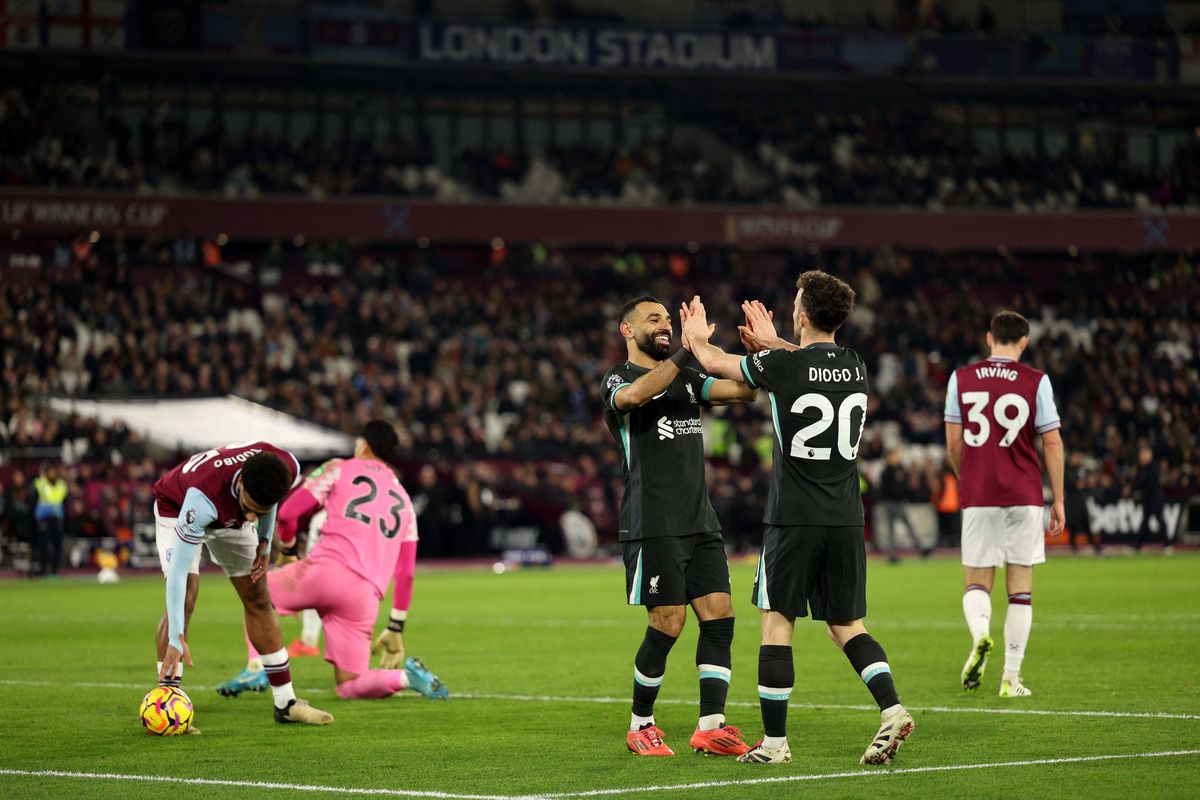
[635,331,671,360]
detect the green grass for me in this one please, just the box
[1,552,1198,799]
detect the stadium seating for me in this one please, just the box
[3,83,1196,211]
[2,239,1195,554]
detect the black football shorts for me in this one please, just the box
[623,531,731,606]
[751,524,867,622]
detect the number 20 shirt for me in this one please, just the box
[739,345,870,527]
[944,356,1061,509]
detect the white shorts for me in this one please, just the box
[154,502,259,578]
[961,506,1046,568]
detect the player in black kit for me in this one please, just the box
[603,296,758,758]
[681,272,915,767]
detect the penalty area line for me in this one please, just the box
[3,750,1198,800]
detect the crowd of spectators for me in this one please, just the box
[2,236,1196,560]
[5,81,1199,212]
[0,457,158,573]
[450,115,1200,211]
[723,109,1200,212]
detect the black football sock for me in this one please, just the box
[757,644,793,739]
[696,617,735,726]
[632,626,678,722]
[843,633,901,711]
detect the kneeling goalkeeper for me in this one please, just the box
[217,421,448,701]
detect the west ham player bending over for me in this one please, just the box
[945,310,1065,698]
[154,443,334,727]
[602,296,758,758]
[217,421,448,701]
[683,275,914,767]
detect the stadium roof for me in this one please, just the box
[47,396,353,460]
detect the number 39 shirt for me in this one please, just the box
[277,457,417,600]
[740,344,869,527]
[944,356,1061,508]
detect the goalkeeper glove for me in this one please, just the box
[372,629,405,669]
[372,612,406,669]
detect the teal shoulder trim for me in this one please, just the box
[740,356,758,388]
[609,383,632,411]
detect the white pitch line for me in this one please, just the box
[400,615,1200,632]
[453,691,1200,722]
[513,749,1200,799]
[0,769,512,800]
[4,612,1198,632]
[3,750,1198,800]
[1,679,1197,721]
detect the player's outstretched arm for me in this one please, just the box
[249,505,279,582]
[392,538,417,613]
[159,633,191,684]
[706,380,759,405]
[680,296,745,382]
[276,485,322,563]
[1041,428,1066,534]
[611,351,690,412]
[739,300,799,352]
[161,487,213,680]
[256,504,278,546]
[374,538,418,669]
[162,547,197,681]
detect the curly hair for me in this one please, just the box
[240,452,292,507]
[796,270,856,334]
[361,419,400,463]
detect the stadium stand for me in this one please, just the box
[3,238,1196,558]
[4,83,1198,211]
[2,0,1199,566]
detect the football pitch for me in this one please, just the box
[1,553,1197,799]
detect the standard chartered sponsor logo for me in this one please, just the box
[657,416,702,440]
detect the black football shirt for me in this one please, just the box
[740,344,869,527]
[602,362,721,542]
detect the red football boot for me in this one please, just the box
[690,724,751,756]
[627,725,674,756]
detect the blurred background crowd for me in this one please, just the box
[3,236,1196,566]
[5,87,1200,212]
[2,0,1198,570]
